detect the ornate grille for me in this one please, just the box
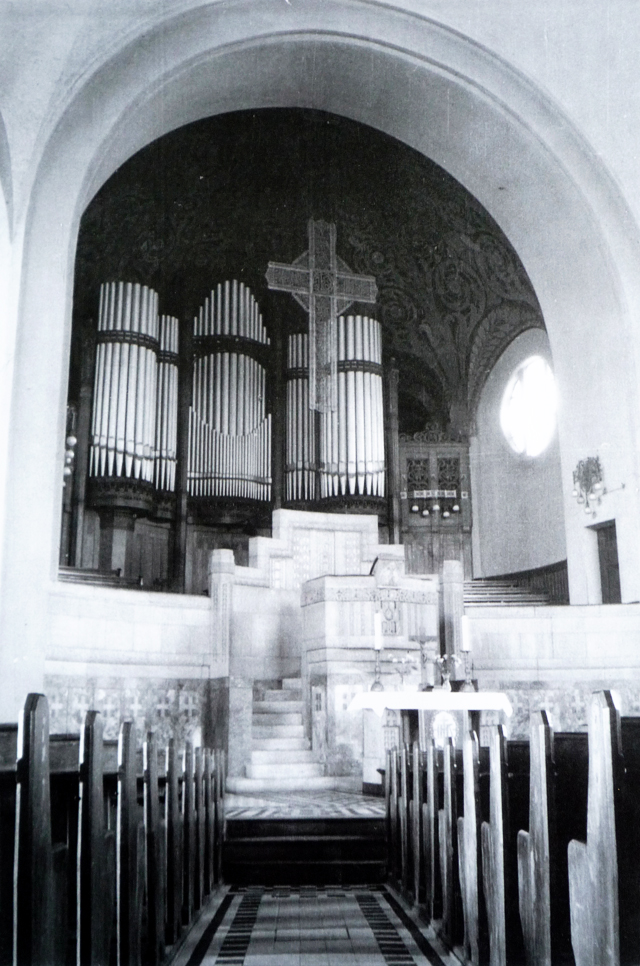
[406,458,431,490]
[437,457,460,491]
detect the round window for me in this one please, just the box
[500,355,557,457]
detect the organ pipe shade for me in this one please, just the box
[89,282,160,483]
[195,279,270,343]
[188,281,271,500]
[286,316,385,501]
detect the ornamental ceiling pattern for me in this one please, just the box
[72,109,544,437]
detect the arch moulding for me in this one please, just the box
[2,0,640,714]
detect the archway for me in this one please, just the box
[2,2,640,715]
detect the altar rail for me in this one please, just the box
[1,693,224,966]
[386,690,640,966]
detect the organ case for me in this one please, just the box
[189,280,272,504]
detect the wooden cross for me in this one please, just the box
[266,218,377,411]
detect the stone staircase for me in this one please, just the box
[223,815,387,885]
[227,677,337,793]
[464,578,551,606]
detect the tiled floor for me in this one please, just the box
[224,790,386,820]
[173,885,453,966]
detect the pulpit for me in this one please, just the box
[300,556,439,785]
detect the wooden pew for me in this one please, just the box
[517,712,588,966]
[15,693,56,966]
[165,737,183,945]
[438,737,463,949]
[2,694,223,966]
[568,691,640,966]
[182,741,196,925]
[194,747,206,910]
[481,726,529,966]
[214,748,225,885]
[411,742,424,905]
[117,720,145,966]
[204,748,215,894]
[399,744,411,894]
[421,738,442,924]
[0,723,17,966]
[144,730,166,966]
[457,728,489,966]
[387,747,400,883]
[78,710,116,966]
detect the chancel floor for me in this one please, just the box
[173,885,454,966]
[224,791,386,820]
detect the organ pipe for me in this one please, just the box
[155,315,179,491]
[286,316,385,501]
[188,281,271,500]
[90,281,160,484]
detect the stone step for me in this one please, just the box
[282,678,302,690]
[254,700,304,715]
[251,748,315,764]
[263,689,303,702]
[252,712,302,727]
[252,724,305,739]
[226,775,339,794]
[246,761,324,780]
[251,736,310,751]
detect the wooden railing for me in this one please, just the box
[1,693,224,966]
[386,690,640,966]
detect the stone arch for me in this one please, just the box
[3,0,640,710]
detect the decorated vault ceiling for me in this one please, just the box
[71,108,544,437]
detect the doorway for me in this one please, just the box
[592,520,622,604]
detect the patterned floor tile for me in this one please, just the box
[172,885,448,966]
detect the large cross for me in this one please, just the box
[266,219,378,411]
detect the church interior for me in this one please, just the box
[3,2,640,964]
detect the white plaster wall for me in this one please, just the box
[470,329,566,578]
[0,3,640,711]
[469,603,640,684]
[0,120,12,610]
[46,582,217,678]
[230,584,302,682]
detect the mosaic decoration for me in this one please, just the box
[44,673,209,745]
[482,681,640,741]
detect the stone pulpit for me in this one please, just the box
[301,552,439,787]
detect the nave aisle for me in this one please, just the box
[172,884,454,966]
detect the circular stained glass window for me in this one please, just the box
[500,355,557,457]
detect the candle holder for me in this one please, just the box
[434,653,462,691]
[371,648,384,691]
[389,650,420,687]
[459,650,475,692]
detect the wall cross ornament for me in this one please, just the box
[266,218,377,412]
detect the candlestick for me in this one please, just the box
[374,611,383,651]
[460,615,472,652]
